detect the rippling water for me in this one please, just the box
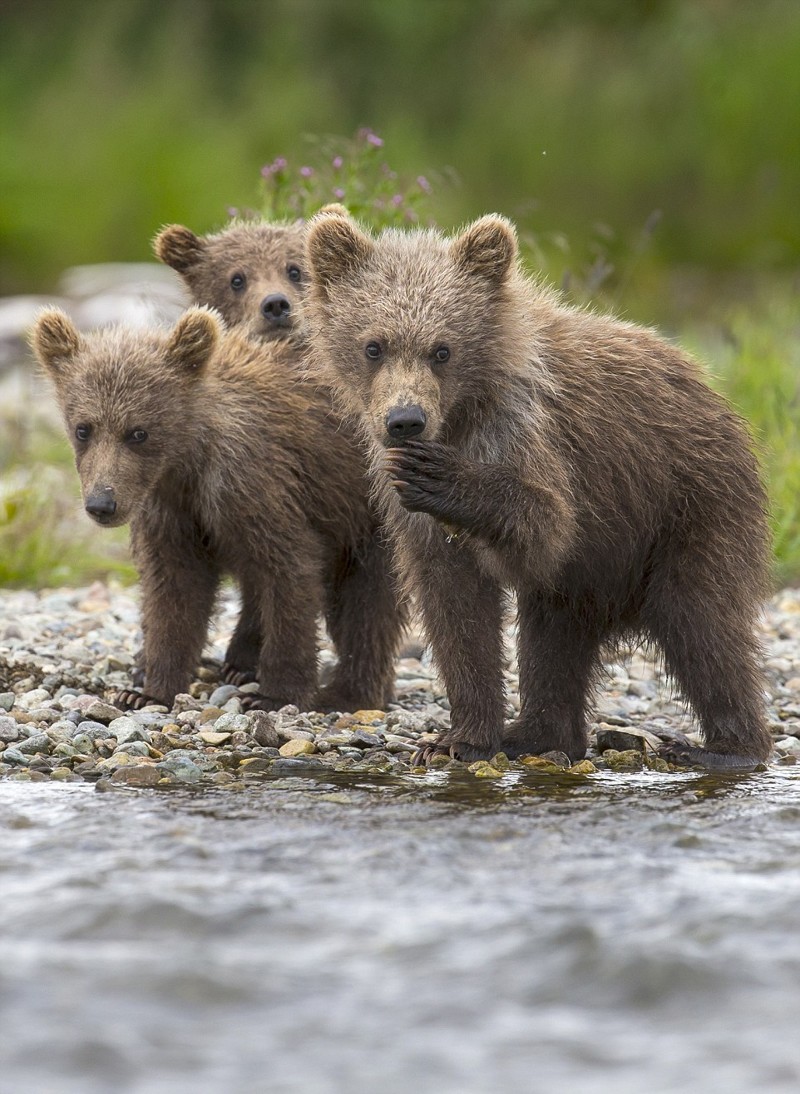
[2,769,800,1093]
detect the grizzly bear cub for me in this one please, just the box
[305,212,773,771]
[32,306,402,713]
[154,206,347,349]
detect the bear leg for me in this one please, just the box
[643,554,772,771]
[503,594,598,763]
[317,533,407,712]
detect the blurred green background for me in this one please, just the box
[2,0,799,313]
[1,0,799,585]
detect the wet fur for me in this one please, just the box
[305,213,772,770]
[32,307,404,711]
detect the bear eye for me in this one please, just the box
[365,341,383,361]
[127,429,149,445]
[286,264,302,283]
[75,424,91,442]
[230,272,246,292]
[433,345,450,363]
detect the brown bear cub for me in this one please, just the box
[155,206,347,349]
[305,212,773,771]
[32,307,402,713]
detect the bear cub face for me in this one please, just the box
[31,307,219,527]
[156,220,308,345]
[306,213,517,446]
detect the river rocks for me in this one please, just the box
[0,716,20,742]
[2,579,800,788]
[279,738,316,757]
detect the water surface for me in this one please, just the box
[2,768,800,1093]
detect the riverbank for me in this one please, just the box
[2,582,799,786]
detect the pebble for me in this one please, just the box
[3,581,800,787]
[0,716,20,742]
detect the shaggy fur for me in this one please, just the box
[305,211,773,771]
[32,307,403,712]
[155,206,347,349]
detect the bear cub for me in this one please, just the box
[155,206,347,350]
[305,211,772,771]
[32,306,402,713]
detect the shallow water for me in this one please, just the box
[2,768,800,1094]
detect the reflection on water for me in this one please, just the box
[2,769,800,1094]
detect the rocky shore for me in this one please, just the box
[1,582,799,788]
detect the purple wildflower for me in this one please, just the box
[358,127,384,147]
[333,187,345,199]
[227,207,239,218]
[272,156,287,171]
[300,166,313,178]
[391,194,403,207]
[417,175,432,193]
[332,155,343,170]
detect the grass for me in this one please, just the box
[685,297,800,588]
[0,417,135,589]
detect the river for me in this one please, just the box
[2,767,800,1093]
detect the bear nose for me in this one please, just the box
[261,293,291,325]
[385,405,427,440]
[85,491,117,520]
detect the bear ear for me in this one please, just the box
[306,212,374,292]
[154,224,206,273]
[30,308,82,377]
[167,306,221,375]
[316,202,351,220]
[451,215,518,284]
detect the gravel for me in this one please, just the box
[0,581,798,789]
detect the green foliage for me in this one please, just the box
[686,298,800,586]
[1,0,798,295]
[257,129,443,228]
[0,420,134,589]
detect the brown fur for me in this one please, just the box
[305,212,773,771]
[31,306,403,712]
[154,205,348,349]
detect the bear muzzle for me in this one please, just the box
[384,404,427,443]
[85,488,118,525]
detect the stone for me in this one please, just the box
[0,716,20,743]
[211,712,251,735]
[250,710,279,748]
[518,755,565,774]
[0,693,15,712]
[1,747,29,766]
[350,710,386,725]
[239,757,273,773]
[111,764,161,788]
[278,738,316,757]
[569,759,598,775]
[16,733,51,755]
[155,755,203,783]
[468,761,502,778]
[199,730,232,746]
[107,716,150,744]
[209,684,239,707]
[74,719,112,741]
[596,726,661,754]
[82,698,123,723]
[197,707,225,725]
[346,729,383,750]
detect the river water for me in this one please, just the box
[2,767,800,1094]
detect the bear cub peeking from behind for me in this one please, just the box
[32,306,403,714]
[155,206,347,350]
[305,211,772,772]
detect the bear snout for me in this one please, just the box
[384,405,427,442]
[261,293,292,326]
[85,488,118,524]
